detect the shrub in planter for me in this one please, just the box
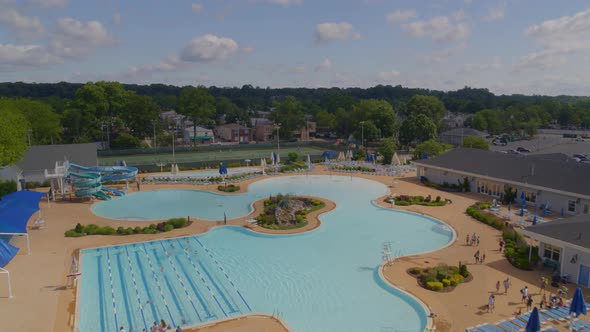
[459,262,469,278]
[426,281,444,291]
[164,224,174,232]
[409,267,421,275]
[442,279,451,287]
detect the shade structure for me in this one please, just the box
[218,163,228,175]
[532,215,537,225]
[0,206,39,234]
[0,191,46,210]
[0,237,19,268]
[526,307,541,332]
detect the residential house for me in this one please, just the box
[413,148,590,216]
[251,118,274,142]
[183,126,214,144]
[215,123,253,143]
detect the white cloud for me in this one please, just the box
[293,65,306,73]
[386,9,416,25]
[315,58,332,72]
[127,55,184,78]
[376,70,401,82]
[315,22,360,43]
[180,34,239,62]
[49,17,112,58]
[27,0,67,7]
[0,9,44,41]
[452,9,466,21]
[513,48,574,72]
[0,43,61,67]
[249,0,302,6]
[422,43,467,63]
[403,16,469,42]
[460,58,502,74]
[515,8,590,73]
[483,6,505,22]
[525,8,590,49]
[191,3,203,13]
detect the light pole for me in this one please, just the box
[170,122,177,165]
[275,123,281,163]
[152,119,157,154]
[27,129,32,146]
[360,121,365,150]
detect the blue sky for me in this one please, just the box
[1,0,590,95]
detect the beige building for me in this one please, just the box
[214,123,253,143]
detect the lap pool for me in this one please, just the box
[82,175,453,332]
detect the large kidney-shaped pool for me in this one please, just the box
[82,175,453,332]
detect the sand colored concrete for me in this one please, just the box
[0,166,585,332]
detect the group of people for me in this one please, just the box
[117,320,183,332]
[473,250,486,264]
[466,232,480,246]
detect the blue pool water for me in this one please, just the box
[82,175,454,332]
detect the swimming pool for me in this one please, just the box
[145,167,260,179]
[82,175,454,332]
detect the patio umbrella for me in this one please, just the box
[260,158,266,174]
[276,152,280,164]
[307,154,312,169]
[120,160,127,167]
[525,307,541,332]
[532,215,537,225]
[521,191,526,207]
[270,152,275,166]
[569,287,587,316]
[520,208,525,217]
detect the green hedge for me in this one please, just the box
[64,217,190,237]
[387,195,446,207]
[0,180,17,198]
[466,202,538,270]
[218,184,240,192]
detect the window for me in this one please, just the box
[568,200,576,213]
[584,204,588,214]
[523,191,537,203]
[419,168,425,177]
[543,244,561,261]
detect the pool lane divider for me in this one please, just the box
[150,246,188,322]
[179,239,228,317]
[159,241,203,322]
[141,243,177,327]
[124,246,149,332]
[115,252,134,330]
[133,245,162,321]
[194,238,252,312]
[96,254,107,332]
[105,247,120,332]
[175,239,216,320]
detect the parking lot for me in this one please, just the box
[489,134,590,158]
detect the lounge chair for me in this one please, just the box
[476,323,503,332]
[571,319,590,331]
[29,216,46,230]
[496,320,522,332]
[541,308,567,321]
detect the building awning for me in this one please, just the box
[189,136,213,140]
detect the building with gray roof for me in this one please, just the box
[522,215,590,286]
[413,148,590,217]
[16,143,97,183]
[438,127,488,146]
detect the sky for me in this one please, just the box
[1,0,590,96]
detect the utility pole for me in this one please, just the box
[275,123,281,161]
[152,119,157,154]
[360,121,365,150]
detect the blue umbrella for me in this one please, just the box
[569,287,587,316]
[520,208,525,217]
[532,215,537,225]
[520,191,527,207]
[526,307,541,332]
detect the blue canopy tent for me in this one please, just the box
[321,151,337,159]
[0,237,18,298]
[0,191,47,210]
[0,205,40,255]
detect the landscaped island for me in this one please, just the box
[256,194,326,230]
[408,263,471,292]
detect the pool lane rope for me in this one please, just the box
[158,241,203,322]
[141,243,177,327]
[105,247,120,332]
[193,238,252,312]
[124,246,149,332]
[178,239,228,317]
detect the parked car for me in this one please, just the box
[516,147,531,153]
[575,137,585,142]
[493,140,507,146]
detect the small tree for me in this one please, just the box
[461,136,490,150]
[287,151,299,163]
[377,137,397,164]
[354,146,365,161]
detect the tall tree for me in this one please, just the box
[314,110,337,129]
[350,99,398,138]
[121,93,160,138]
[0,98,62,144]
[216,96,249,125]
[178,86,216,146]
[0,105,29,166]
[405,95,446,127]
[270,96,305,139]
[413,140,452,159]
[399,114,437,147]
[377,137,397,164]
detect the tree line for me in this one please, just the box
[1,81,590,166]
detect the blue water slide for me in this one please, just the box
[69,163,138,182]
[102,187,126,196]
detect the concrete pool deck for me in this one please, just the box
[0,166,584,331]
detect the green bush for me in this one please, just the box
[0,180,17,198]
[466,205,505,231]
[164,224,174,232]
[134,226,142,234]
[458,262,469,278]
[441,279,451,287]
[97,227,116,235]
[218,184,240,192]
[426,281,444,291]
[409,267,421,274]
[64,217,190,237]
